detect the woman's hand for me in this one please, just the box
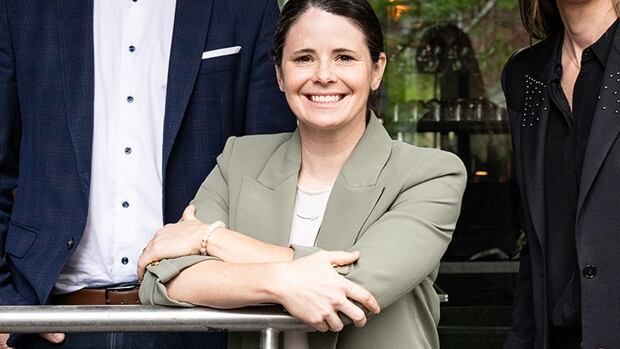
[137,205,208,280]
[271,250,380,332]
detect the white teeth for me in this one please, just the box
[310,95,341,103]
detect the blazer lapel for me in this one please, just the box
[58,0,94,198]
[518,38,558,250]
[162,0,214,176]
[234,132,302,246]
[235,115,390,249]
[577,31,620,218]
[315,116,389,251]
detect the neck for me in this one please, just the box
[559,0,616,50]
[297,119,366,191]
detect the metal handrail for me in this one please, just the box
[0,305,312,349]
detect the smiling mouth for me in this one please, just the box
[308,95,343,103]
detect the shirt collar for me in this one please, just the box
[551,18,619,81]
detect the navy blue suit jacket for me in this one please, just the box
[0,0,295,307]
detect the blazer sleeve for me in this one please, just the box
[189,137,237,225]
[504,243,535,349]
[139,255,219,307]
[242,0,296,135]
[338,151,466,312]
[501,49,536,349]
[0,0,24,304]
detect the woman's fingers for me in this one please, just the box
[39,333,65,344]
[336,298,368,328]
[323,312,344,332]
[312,321,329,333]
[181,205,198,221]
[273,250,378,332]
[343,279,380,315]
[324,250,360,266]
[137,218,209,280]
[136,253,150,281]
[324,250,380,316]
[137,239,158,281]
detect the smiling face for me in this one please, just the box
[276,7,386,134]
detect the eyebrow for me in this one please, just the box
[291,48,358,55]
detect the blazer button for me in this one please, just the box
[583,265,597,279]
[67,239,74,249]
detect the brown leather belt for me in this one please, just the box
[50,284,140,305]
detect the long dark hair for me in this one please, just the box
[518,0,562,40]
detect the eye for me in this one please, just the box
[336,55,355,63]
[294,55,314,64]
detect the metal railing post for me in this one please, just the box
[259,328,279,349]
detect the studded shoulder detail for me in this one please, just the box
[522,74,547,127]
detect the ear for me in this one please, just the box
[370,53,387,91]
[275,66,285,92]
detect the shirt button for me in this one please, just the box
[583,265,597,279]
[122,201,130,208]
[128,45,136,53]
[67,239,74,249]
[124,147,132,154]
[126,96,134,103]
[121,257,129,265]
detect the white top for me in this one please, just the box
[288,185,332,247]
[285,185,332,349]
[55,0,177,293]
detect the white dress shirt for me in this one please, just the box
[54,0,177,293]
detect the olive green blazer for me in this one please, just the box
[141,115,467,349]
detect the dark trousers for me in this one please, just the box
[15,332,226,349]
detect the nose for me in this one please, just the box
[312,61,337,84]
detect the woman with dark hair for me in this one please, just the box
[138,0,466,347]
[503,0,620,348]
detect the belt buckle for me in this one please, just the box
[105,283,139,292]
[104,283,139,304]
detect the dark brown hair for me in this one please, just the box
[271,0,384,66]
[518,0,562,40]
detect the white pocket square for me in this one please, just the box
[202,46,242,59]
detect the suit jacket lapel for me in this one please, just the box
[315,116,388,251]
[58,0,94,198]
[518,38,558,250]
[234,131,302,246]
[577,31,620,218]
[162,0,214,176]
[234,115,390,250]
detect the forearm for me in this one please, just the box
[146,251,379,332]
[138,204,295,277]
[166,260,282,308]
[207,228,294,264]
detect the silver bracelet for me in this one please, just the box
[200,220,225,256]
